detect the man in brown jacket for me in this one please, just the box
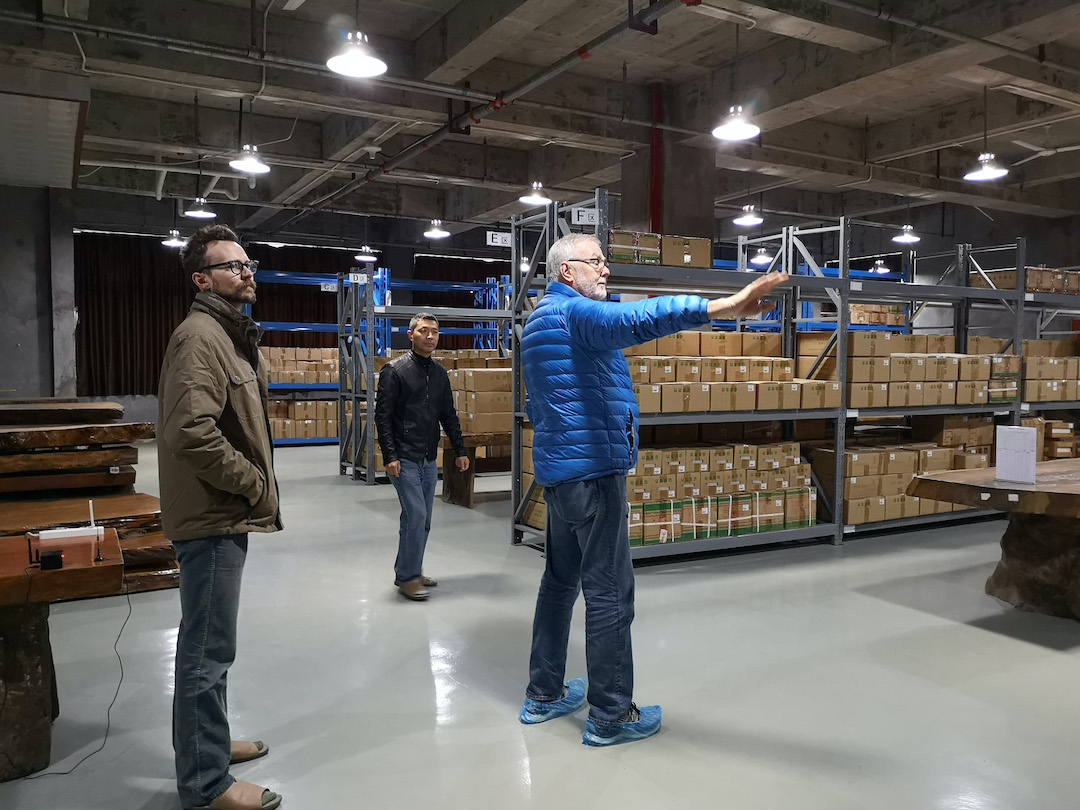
[158,224,283,810]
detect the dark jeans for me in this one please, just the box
[390,458,439,585]
[526,474,635,725]
[173,534,248,808]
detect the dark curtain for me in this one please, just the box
[75,234,353,396]
[411,255,509,349]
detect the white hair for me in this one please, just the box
[546,233,602,283]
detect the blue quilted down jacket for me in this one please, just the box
[522,281,711,486]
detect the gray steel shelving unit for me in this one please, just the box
[509,204,1052,559]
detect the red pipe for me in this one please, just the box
[648,84,664,235]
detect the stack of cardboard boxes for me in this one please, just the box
[624,330,841,414]
[1021,339,1080,403]
[850,303,906,326]
[261,346,339,384]
[268,400,343,440]
[449,368,513,434]
[608,230,714,268]
[812,438,983,525]
[1044,419,1077,460]
[969,266,1080,294]
[797,330,1020,407]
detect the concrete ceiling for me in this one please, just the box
[4,0,1080,243]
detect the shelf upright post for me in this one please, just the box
[1014,238,1027,426]
[595,187,609,244]
[955,243,971,354]
[363,264,378,484]
[337,271,349,476]
[834,216,851,545]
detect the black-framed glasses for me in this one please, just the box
[567,257,607,269]
[202,259,259,275]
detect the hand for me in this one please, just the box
[456,456,470,472]
[707,272,790,320]
[386,460,401,478]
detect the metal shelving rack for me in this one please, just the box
[509,205,1022,559]
[337,267,514,484]
[253,270,342,447]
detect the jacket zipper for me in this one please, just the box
[626,408,636,453]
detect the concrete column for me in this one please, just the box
[618,128,715,237]
[50,189,77,397]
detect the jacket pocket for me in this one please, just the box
[227,366,262,423]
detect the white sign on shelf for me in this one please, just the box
[571,208,599,226]
[320,282,338,292]
[349,273,368,284]
[996,426,1037,485]
[486,231,512,247]
[851,281,863,291]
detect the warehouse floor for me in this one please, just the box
[3,444,1080,810]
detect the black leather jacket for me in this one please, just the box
[375,351,466,464]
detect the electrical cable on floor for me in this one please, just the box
[0,589,133,780]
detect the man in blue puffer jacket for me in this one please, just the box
[518,232,788,746]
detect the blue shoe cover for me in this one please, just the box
[519,677,587,724]
[582,704,662,746]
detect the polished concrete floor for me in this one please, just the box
[4,443,1080,810]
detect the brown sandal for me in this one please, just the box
[230,740,270,765]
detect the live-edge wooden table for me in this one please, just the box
[908,459,1080,619]
[0,528,124,781]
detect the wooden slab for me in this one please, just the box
[0,402,124,425]
[0,447,138,475]
[123,566,179,594]
[907,459,1080,518]
[440,432,511,449]
[0,466,137,494]
[0,529,124,606]
[0,493,160,536]
[0,422,154,452]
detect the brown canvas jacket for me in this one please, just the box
[157,291,283,541]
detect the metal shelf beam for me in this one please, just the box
[1020,400,1080,412]
[639,409,839,425]
[847,404,1017,419]
[843,510,1001,535]
[630,525,836,559]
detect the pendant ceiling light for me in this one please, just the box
[733,204,763,227]
[230,144,271,175]
[424,219,450,239]
[872,259,891,274]
[354,245,378,262]
[519,181,552,207]
[184,197,216,219]
[713,105,760,142]
[965,87,1009,183]
[892,224,920,244]
[750,247,773,266]
[712,25,760,142]
[162,228,185,248]
[327,4,387,79]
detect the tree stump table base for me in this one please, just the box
[0,602,57,781]
[985,513,1080,619]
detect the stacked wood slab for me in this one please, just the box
[0,400,173,595]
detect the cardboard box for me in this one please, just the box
[466,391,513,412]
[914,446,954,473]
[699,332,742,356]
[660,383,710,413]
[710,446,735,471]
[796,356,838,380]
[822,382,842,409]
[754,492,787,532]
[712,382,756,411]
[725,358,750,383]
[661,235,712,269]
[780,382,802,410]
[958,355,992,381]
[463,411,512,434]
[648,357,678,383]
[465,369,512,392]
[699,358,727,383]
[634,383,662,413]
[848,383,889,409]
[955,381,989,406]
[954,452,989,470]
[889,355,925,382]
[651,476,678,502]
[624,339,658,356]
[784,488,817,529]
[742,333,782,357]
[772,359,795,382]
[675,358,702,382]
[678,473,705,500]
[627,358,652,384]
[656,331,702,357]
[732,444,758,470]
[747,358,774,382]
[662,448,689,476]
[626,476,654,503]
[686,448,711,474]
[799,380,826,410]
[879,449,917,475]
[815,448,882,477]
[879,473,913,497]
[757,382,782,411]
[925,335,956,353]
[887,382,924,408]
[847,358,891,383]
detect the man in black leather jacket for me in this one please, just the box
[375,312,469,601]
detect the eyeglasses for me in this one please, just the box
[202,259,259,275]
[567,257,607,269]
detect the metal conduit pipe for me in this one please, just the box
[285,0,688,228]
[814,0,1080,79]
[0,9,725,153]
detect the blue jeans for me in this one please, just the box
[173,534,248,808]
[390,458,438,585]
[526,474,635,725]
